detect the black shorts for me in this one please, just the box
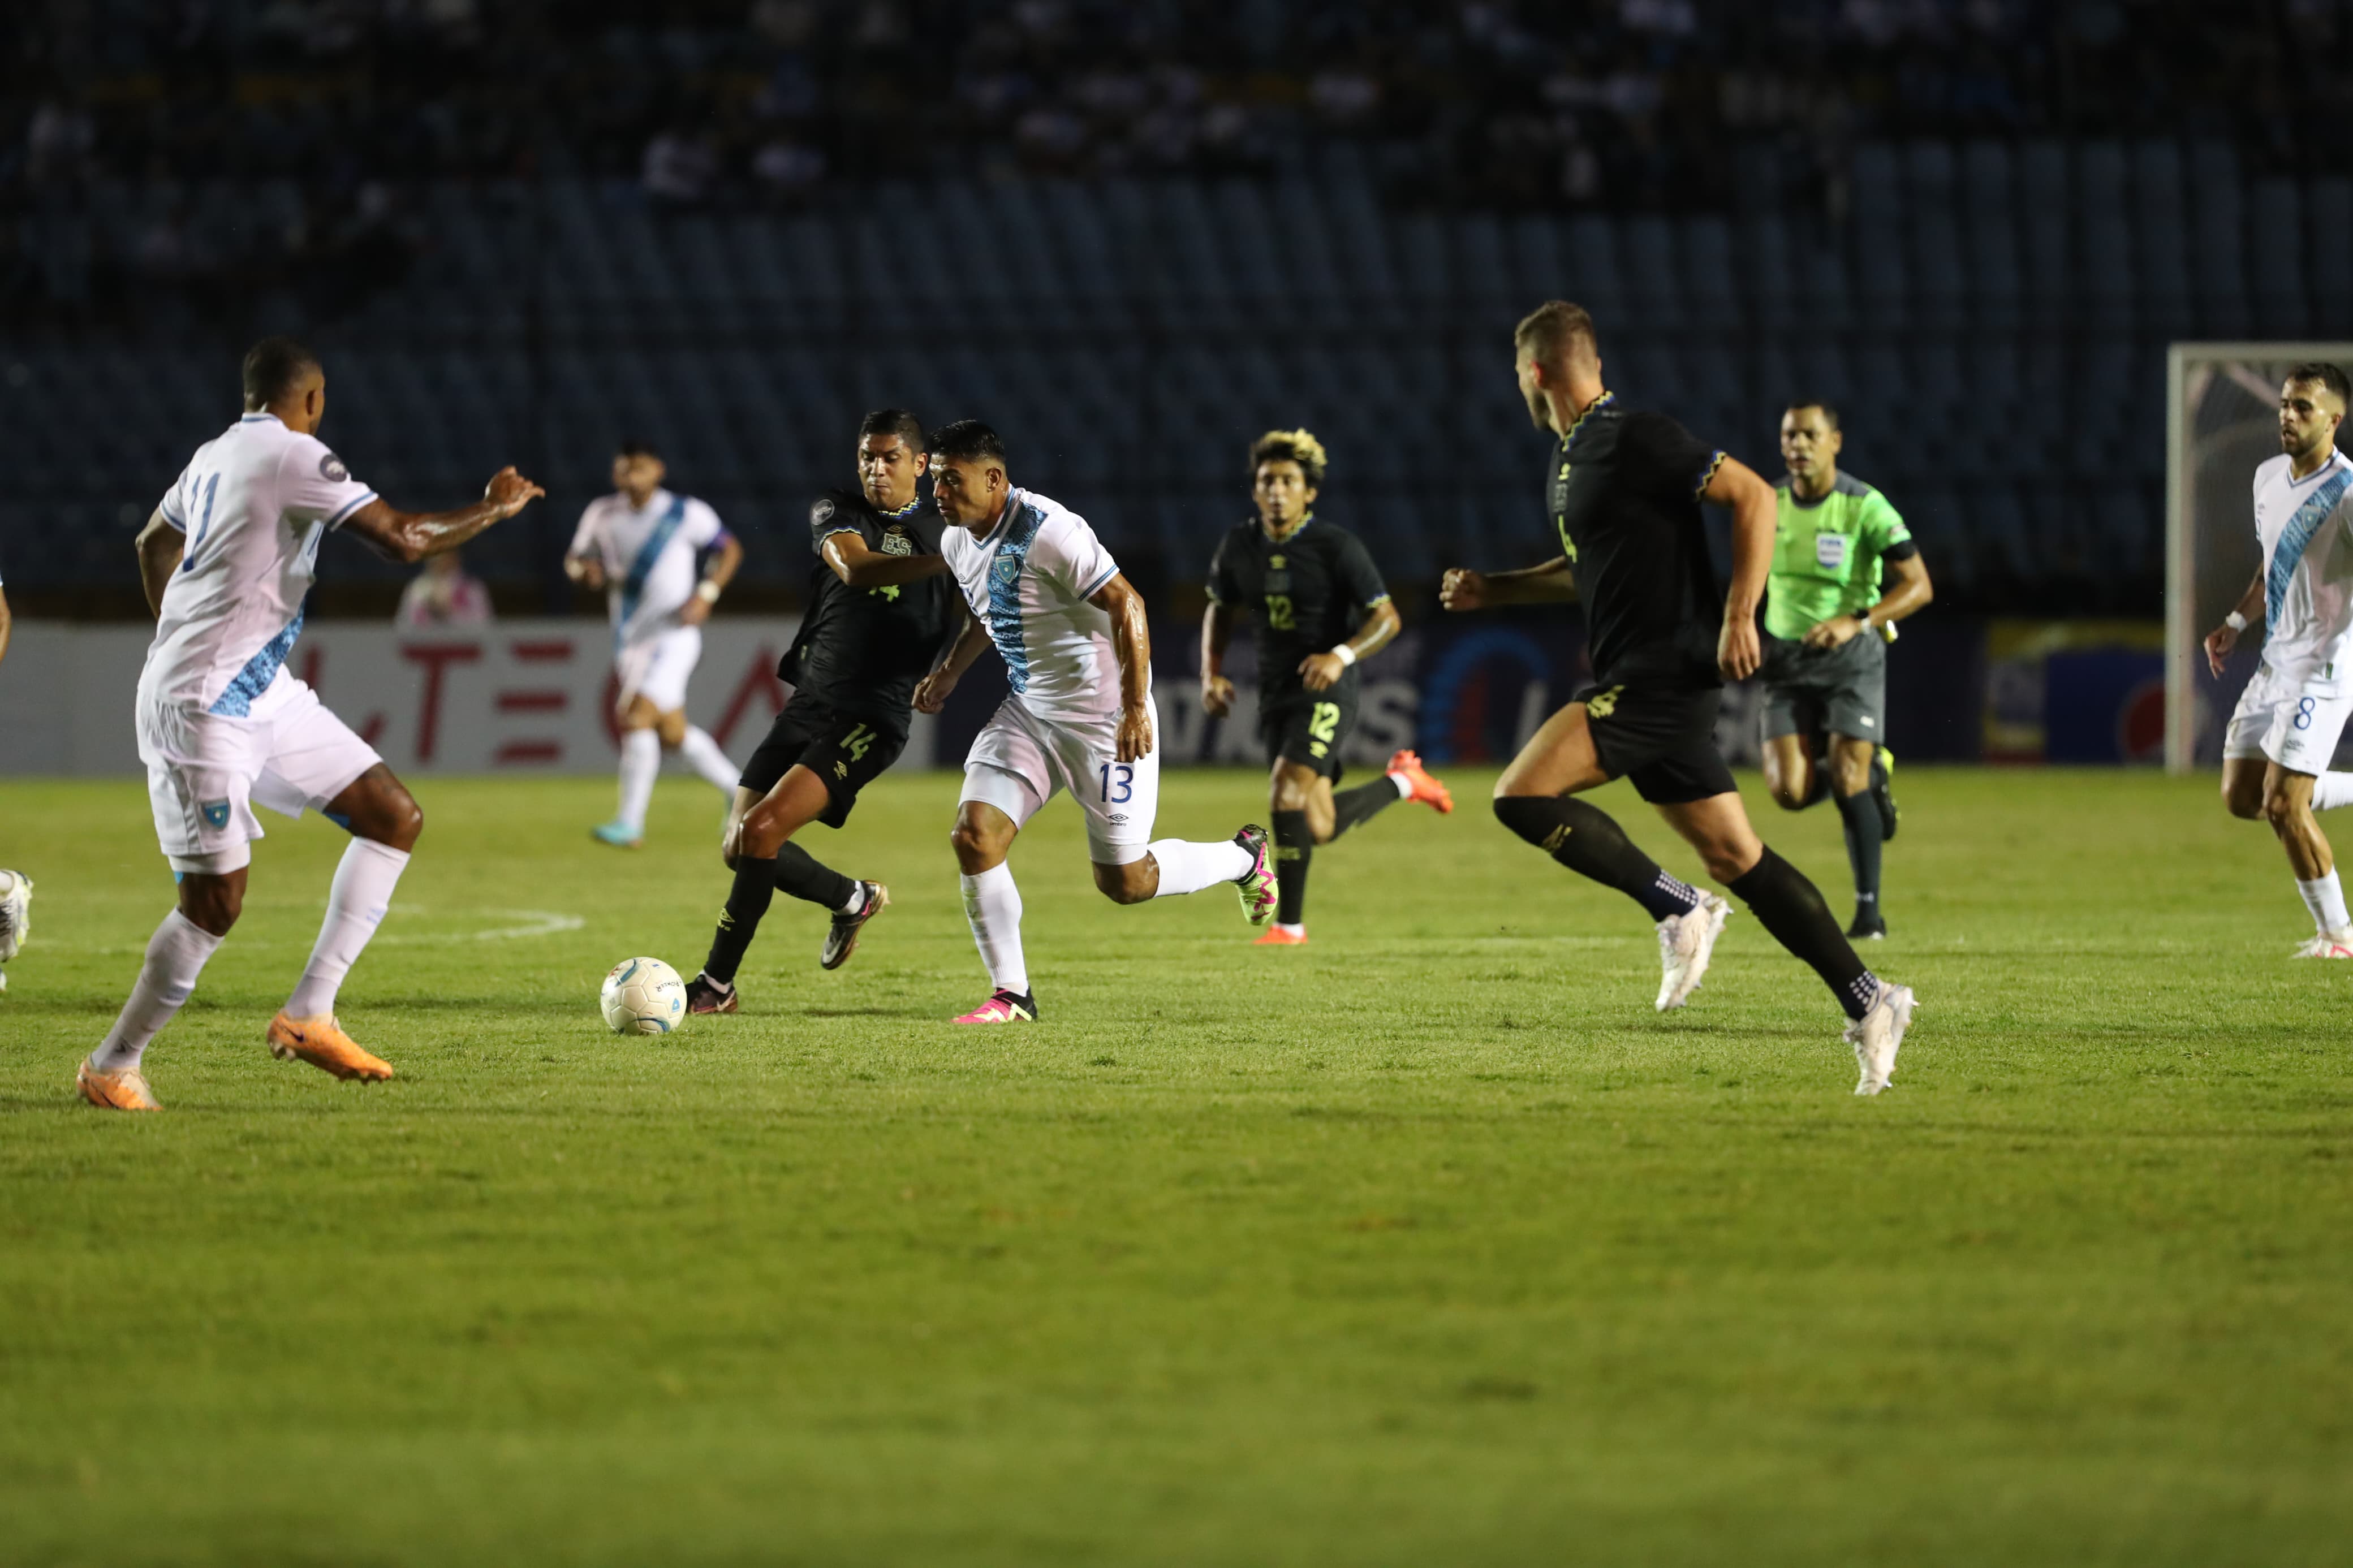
[1259,683,1359,783]
[1759,632,1887,744]
[1579,681,1735,805]
[739,697,906,829]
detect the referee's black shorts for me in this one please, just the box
[1577,681,1736,805]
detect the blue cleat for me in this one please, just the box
[591,820,643,849]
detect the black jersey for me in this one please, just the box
[785,489,954,731]
[1206,516,1390,701]
[1548,395,1728,690]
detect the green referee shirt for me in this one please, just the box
[1764,470,1914,641]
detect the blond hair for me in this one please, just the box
[1249,427,1329,487]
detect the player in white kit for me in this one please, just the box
[77,338,543,1111]
[565,440,745,848]
[911,421,1277,1022]
[2205,364,2353,955]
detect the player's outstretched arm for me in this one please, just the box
[821,532,950,589]
[1089,573,1155,762]
[1201,599,1239,716]
[344,468,544,565]
[2206,569,2265,676]
[1440,557,1576,611]
[135,508,184,617]
[1704,456,1776,680]
[913,603,993,714]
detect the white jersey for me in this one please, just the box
[2254,448,2353,689]
[941,487,1129,721]
[142,411,378,715]
[569,488,727,650]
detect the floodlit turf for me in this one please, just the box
[2,765,2350,1565]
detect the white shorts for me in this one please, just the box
[2224,660,2353,772]
[615,625,701,714]
[960,697,1159,865]
[137,672,382,874]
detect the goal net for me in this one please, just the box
[2165,342,2353,772]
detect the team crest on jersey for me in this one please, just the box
[881,528,912,556]
[1268,554,1285,569]
[318,452,348,483]
[993,556,1019,581]
[200,800,231,830]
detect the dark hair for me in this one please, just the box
[615,438,661,461]
[2286,363,2352,409]
[1783,399,1841,430]
[929,418,1006,466]
[1249,427,1329,487]
[241,336,321,408]
[858,408,926,450]
[1513,300,1597,369]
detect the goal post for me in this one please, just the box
[2165,342,2353,774]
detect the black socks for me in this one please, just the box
[1726,845,1877,1019]
[1832,787,1885,923]
[1493,794,1703,923]
[1272,809,1312,926]
[774,840,854,910]
[703,854,778,986]
[1329,776,1399,837]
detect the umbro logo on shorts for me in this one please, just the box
[201,800,231,829]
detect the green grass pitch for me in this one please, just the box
[2,766,2350,1565]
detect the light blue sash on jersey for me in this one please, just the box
[617,494,689,647]
[2268,468,2353,630]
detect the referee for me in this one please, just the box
[1757,401,1934,940]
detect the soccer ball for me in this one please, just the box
[600,956,686,1034]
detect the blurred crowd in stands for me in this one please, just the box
[4,1,2350,312]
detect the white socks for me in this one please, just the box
[92,909,223,1071]
[2313,773,2353,811]
[285,838,411,1020]
[616,728,661,831]
[679,725,740,794]
[2298,870,2352,937]
[1145,837,1253,897]
[1386,770,1413,799]
[960,863,1028,994]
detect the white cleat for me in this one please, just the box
[1845,981,1917,1096]
[2291,931,2353,958]
[1654,895,1732,1012]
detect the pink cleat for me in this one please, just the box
[953,989,1037,1023]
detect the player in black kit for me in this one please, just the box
[686,409,954,1014]
[1201,429,1454,945]
[1441,303,1917,1094]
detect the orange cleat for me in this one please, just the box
[1386,749,1453,814]
[1253,925,1309,947]
[77,1058,162,1112]
[266,1013,395,1082]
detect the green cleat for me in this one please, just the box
[1232,825,1278,926]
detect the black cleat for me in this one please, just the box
[684,973,739,1014]
[1873,747,1898,841]
[1846,913,1887,941]
[821,881,889,971]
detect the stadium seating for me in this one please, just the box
[7,137,2340,613]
